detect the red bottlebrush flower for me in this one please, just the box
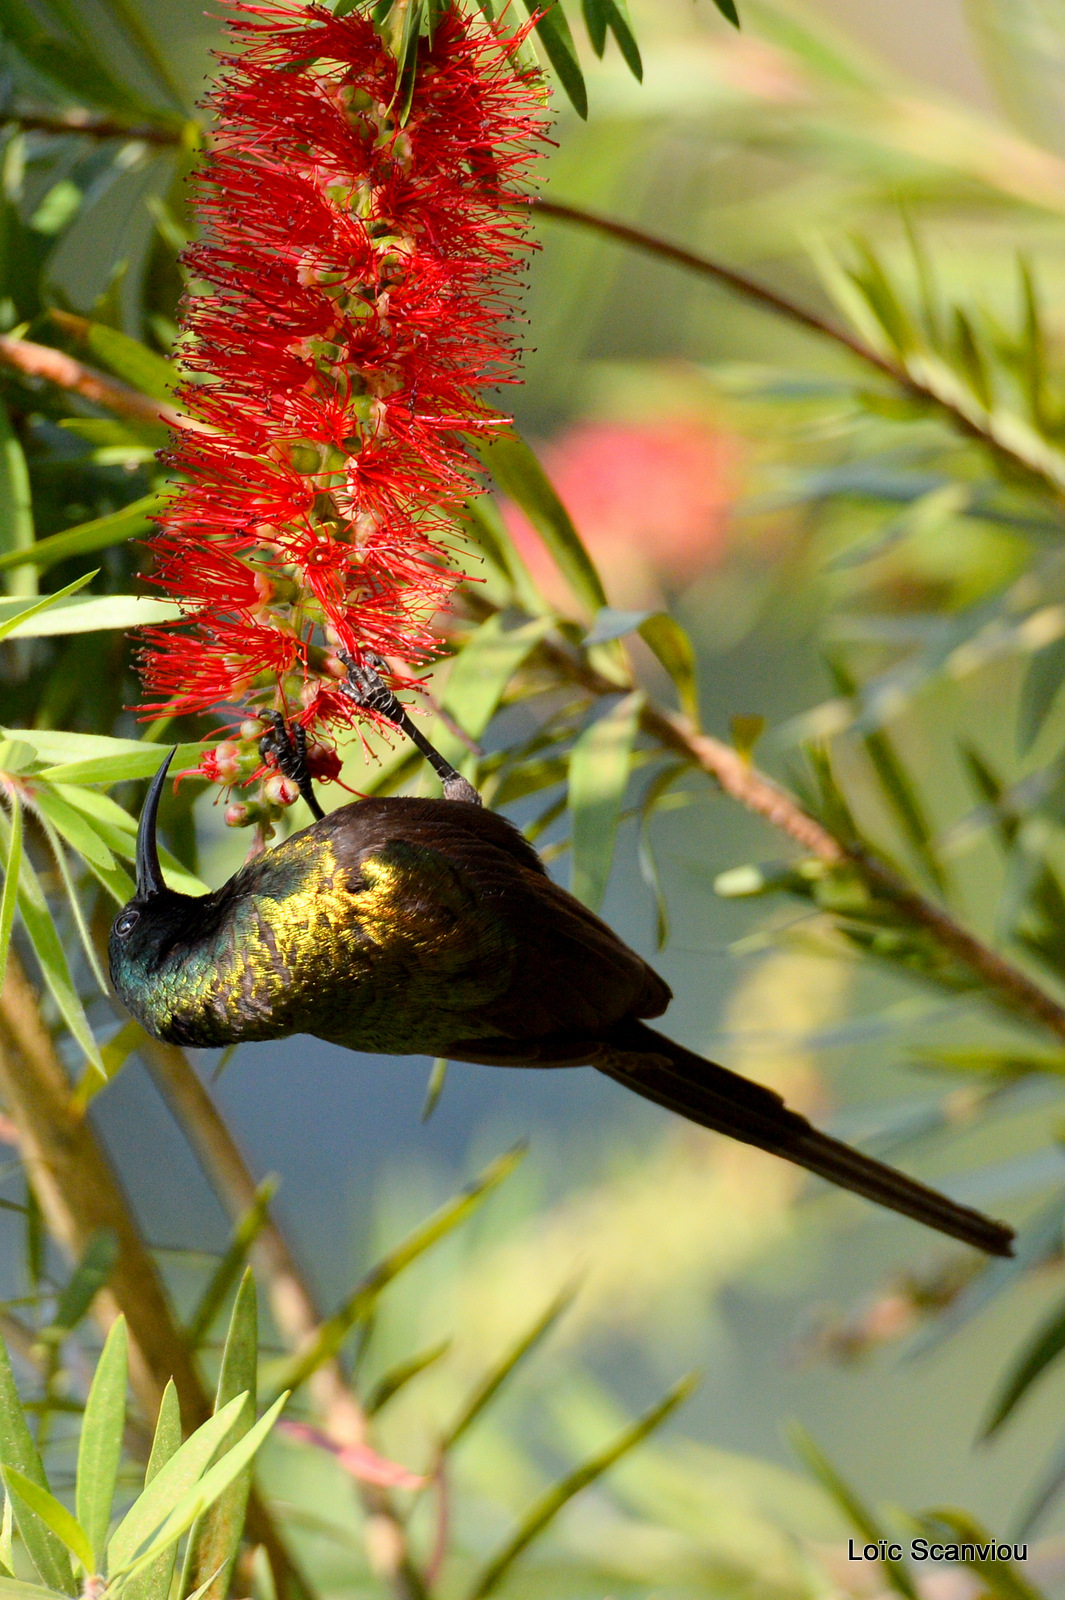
[139,1,545,784]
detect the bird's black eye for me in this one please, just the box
[114,909,140,938]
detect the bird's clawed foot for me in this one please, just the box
[338,651,482,806]
[259,713,325,821]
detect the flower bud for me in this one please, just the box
[263,772,300,806]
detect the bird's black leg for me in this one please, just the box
[339,651,482,806]
[259,713,325,821]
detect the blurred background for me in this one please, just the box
[8,0,1065,1588]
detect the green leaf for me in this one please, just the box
[0,796,22,993]
[79,324,175,404]
[267,1145,525,1399]
[44,1232,119,1344]
[581,0,607,54]
[0,1473,92,1578]
[443,614,555,742]
[982,1287,1065,1436]
[638,615,698,722]
[120,1384,182,1600]
[637,762,687,950]
[75,1318,127,1567]
[467,1374,697,1600]
[112,1395,287,1585]
[709,0,740,26]
[107,1393,251,1574]
[0,817,103,1074]
[0,1330,75,1594]
[31,790,114,871]
[1019,635,1065,752]
[788,1424,919,1600]
[458,496,548,616]
[520,0,587,117]
[441,1284,576,1454]
[0,495,163,576]
[185,1185,275,1349]
[476,432,606,616]
[0,0,170,127]
[186,1272,258,1600]
[917,1511,1041,1600]
[0,596,181,640]
[602,0,642,77]
[365,1340,451,1417]
[568,692,643,911]
[421,1058,448,1123]
[0,1581,66,1600]
[0,573,96,643]
[34,741,207,789]
[0,399,35,601]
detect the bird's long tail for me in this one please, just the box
[597,1020,1014,1257]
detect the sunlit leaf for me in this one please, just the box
[0,573,96,642]
[0,1474,91,1578]
[788,1424,919,1600]
[467,1374,697,1599]
[365,1340,451,1417]
[266,1144,525,1398]
[441,1283,576,1454]
[0,1331,75,1594]
[186,1272,258,1600]
[421,1058,448,1123]
[0,496,163,577]
[75,1317,127,1568]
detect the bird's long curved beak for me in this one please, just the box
[136,749,174,899]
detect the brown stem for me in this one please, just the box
[528,197,1065,503]
[0,334,191,431]
[1,111,182,146]
[457,589,1065,1047]
[141,1038,429,1600]
[530,198,888,374]
[0,954,309,1599]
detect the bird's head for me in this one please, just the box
[108,750,198,1011]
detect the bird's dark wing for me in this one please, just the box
[323,796,670,1046]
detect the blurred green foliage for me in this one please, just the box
[3,0,1065,1596]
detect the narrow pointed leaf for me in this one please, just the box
[421,1059,448,1123]
[107,1393,250,1573]
[76,1318,127,1566]
[185,1183,276,1349]
[0,797,22,991]
[467,1375,697,1600]
[638,615,698,722]
[443,614,555,742]
[0,496,162,577]
[267,1145,525,1398]
[983,1289,1065,1436]
[1,1473,92,1577]
[112,1395,288,1585]
[569,692,643,911]
[519,0,587,117]
[366,1341,451,1417]
[0,399,35,600]
[477,432,606,615]
[121,1383,182,1600]
[441,1284,576,1454]
[44,1232,119,1344]
[0,574,96,642]
[918,1512,1040,1600]
[187,1273,258,1600]
[788,1424,919,1600]
[0,1331,75,1594]
[77,325,175,405]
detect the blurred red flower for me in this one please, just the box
[503,418,740,610]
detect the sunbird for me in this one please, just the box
[109,664,1014,1258]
